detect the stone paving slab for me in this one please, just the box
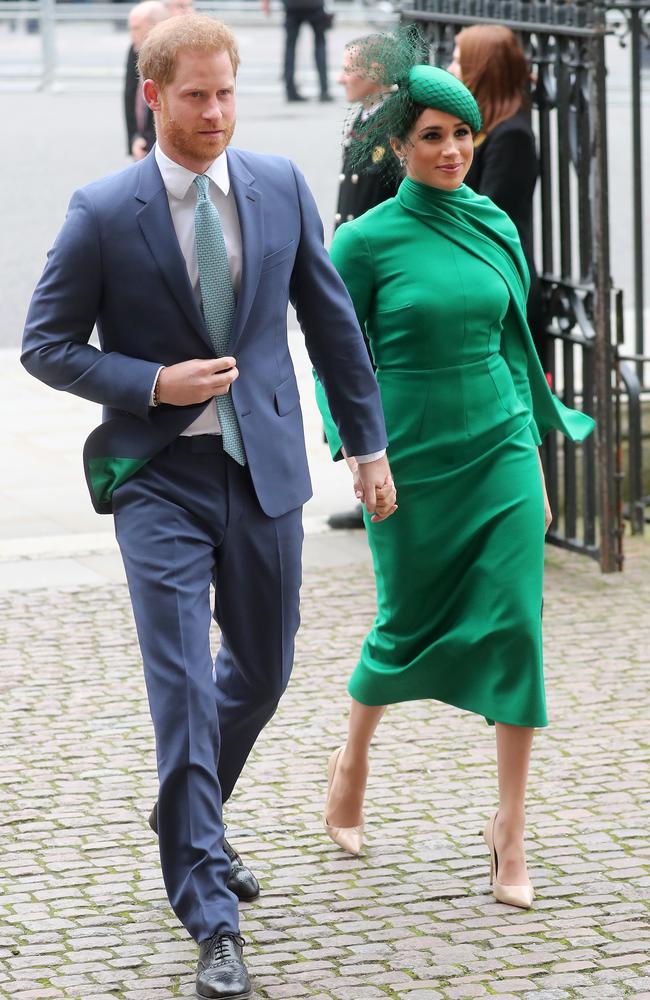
[1,536,649,999]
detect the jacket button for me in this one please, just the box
[351,173,359,184]
[346,214,354,221]
[338,173,345,181]
[334,212,341,222]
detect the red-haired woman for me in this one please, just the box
[449,25,547,371]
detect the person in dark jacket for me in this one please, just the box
[329,34,401,530]
[25,15,393,996]
[334,35,401,231]
[449,24,548,371]
[262,0,332,102]
[124,0,166,160]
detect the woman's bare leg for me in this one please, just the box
[325,699,386,827]
[494,722,534,884]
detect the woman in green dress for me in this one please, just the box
[315,55,595,908]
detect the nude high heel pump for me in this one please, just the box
[484,812,534,909]
[323,746,364,856]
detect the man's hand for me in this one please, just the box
[131,137,148,161]
[354,455,397,523]
[157,358,238,406]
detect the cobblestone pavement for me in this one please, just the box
[1,536,649,1000]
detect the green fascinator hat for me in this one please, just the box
[343,28,482,181]
[406,64,482,133]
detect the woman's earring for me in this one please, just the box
[399,155,407,169]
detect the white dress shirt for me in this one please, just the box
[152,143,384,461]
[155,142,240,436]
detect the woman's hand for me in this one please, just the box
[538,450,552,534]
[543,489,552,534]
[345,454,359,478]
[371,476,398,522]
[345,453,398,522]
[343,454,364,503]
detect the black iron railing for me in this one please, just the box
[609,2,649,387]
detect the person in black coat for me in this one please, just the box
[450,24,548,372]
[124,1,166,160]
[334,36,401,232]
[328,35,401,530]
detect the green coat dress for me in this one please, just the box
[315,177,595,728]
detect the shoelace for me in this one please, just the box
[223,838,240,864]
[210,932,246,965]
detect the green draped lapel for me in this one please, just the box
[397,178,595,443]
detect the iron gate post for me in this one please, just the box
[592,4,619,570]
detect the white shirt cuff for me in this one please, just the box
[355,449,386,463]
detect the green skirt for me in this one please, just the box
[349,354,547,728]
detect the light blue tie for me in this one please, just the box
[193,173,246,465]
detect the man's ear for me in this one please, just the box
[142,79,161,111]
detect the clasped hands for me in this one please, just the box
[346,454,398,523]
[155,359,398,522]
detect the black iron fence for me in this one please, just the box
[399,0,649,571]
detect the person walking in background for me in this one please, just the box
[124,0,167,161]
[125,0,193,162]
[315,36,594,908]
[328,33,402,530]
[23,14,395,997]
[262,0,333,102]
[448,25,548,372]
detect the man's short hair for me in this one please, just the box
[138,13,240,87]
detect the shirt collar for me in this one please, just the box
[154,143,231,200]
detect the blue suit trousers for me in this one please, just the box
[113,438,303,941]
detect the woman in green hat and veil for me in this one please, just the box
[315,32,594,908]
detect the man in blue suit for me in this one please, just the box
[22,14,394,1000]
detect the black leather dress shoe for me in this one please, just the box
[222,838,260,902]
[327,504,366,530]
[286,90,308,102]
[196,932,251,999]
[148,804,260,902]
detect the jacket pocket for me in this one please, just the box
[274,376,300,415]
[261,241,296,273]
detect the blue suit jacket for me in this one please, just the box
[21,148,387,516]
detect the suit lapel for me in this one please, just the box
[228,151,263,354]
[135,154,212,351]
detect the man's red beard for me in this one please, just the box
[156,107,235,162]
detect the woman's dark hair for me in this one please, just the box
[387,99,427,143]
